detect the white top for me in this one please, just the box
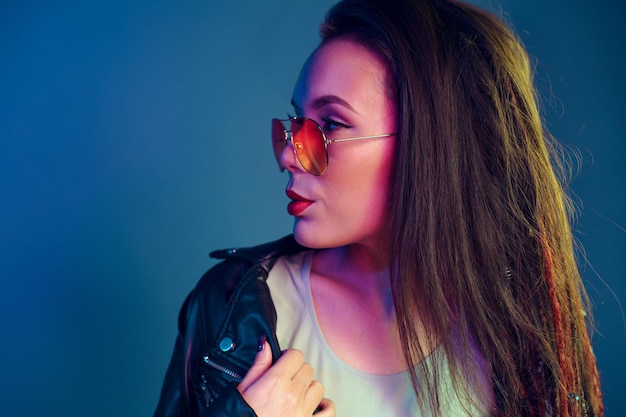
[267,250,494,417]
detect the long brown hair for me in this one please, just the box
[321,0,603,415]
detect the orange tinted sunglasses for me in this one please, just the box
[271,116,395,176]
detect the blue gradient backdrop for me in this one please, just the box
[1,1,624,416]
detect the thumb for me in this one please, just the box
[237,336,273,393]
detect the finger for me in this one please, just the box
[304,380,325,413]
[291,361,314,385]
[237,338,273,393]
[314,398,336,416]
[265,348,305,379]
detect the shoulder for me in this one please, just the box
[176,234,307,333]
[190,234,307,302]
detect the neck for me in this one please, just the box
[313,242,392,307]
[346,240,389,272]
[309,242,405,373]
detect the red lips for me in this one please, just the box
[286,189,313,216]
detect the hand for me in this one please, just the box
[237,340,335,417]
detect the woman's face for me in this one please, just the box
[282,38,397,250]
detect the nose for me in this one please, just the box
[279,132,302,173]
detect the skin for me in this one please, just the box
[289,38,406,373]
[238,38,404,416]
[238,342,332,417]
[286,39,397,255]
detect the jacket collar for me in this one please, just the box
[209,234,307,271]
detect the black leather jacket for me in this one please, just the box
[154,235,306,417]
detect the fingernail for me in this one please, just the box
[257,335,267,352]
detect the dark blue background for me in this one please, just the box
[1,1,623,415]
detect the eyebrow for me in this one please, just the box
[290,95,359,115]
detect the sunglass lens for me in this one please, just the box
[271,118,287,171]
[291,118,327,175]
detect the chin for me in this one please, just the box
[293,223,328,249]
[292,223,348,250]
[293,228,322,249]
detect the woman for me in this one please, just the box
[155,0,603,416]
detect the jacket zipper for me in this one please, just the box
[203,355,243,381]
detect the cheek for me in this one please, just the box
[366,142,396,216]
[328,141,395,210]
[329,138,395,177]
[363,140,396,193]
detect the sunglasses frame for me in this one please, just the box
[272,116,395,176]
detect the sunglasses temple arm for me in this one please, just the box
[328,133,395,144]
